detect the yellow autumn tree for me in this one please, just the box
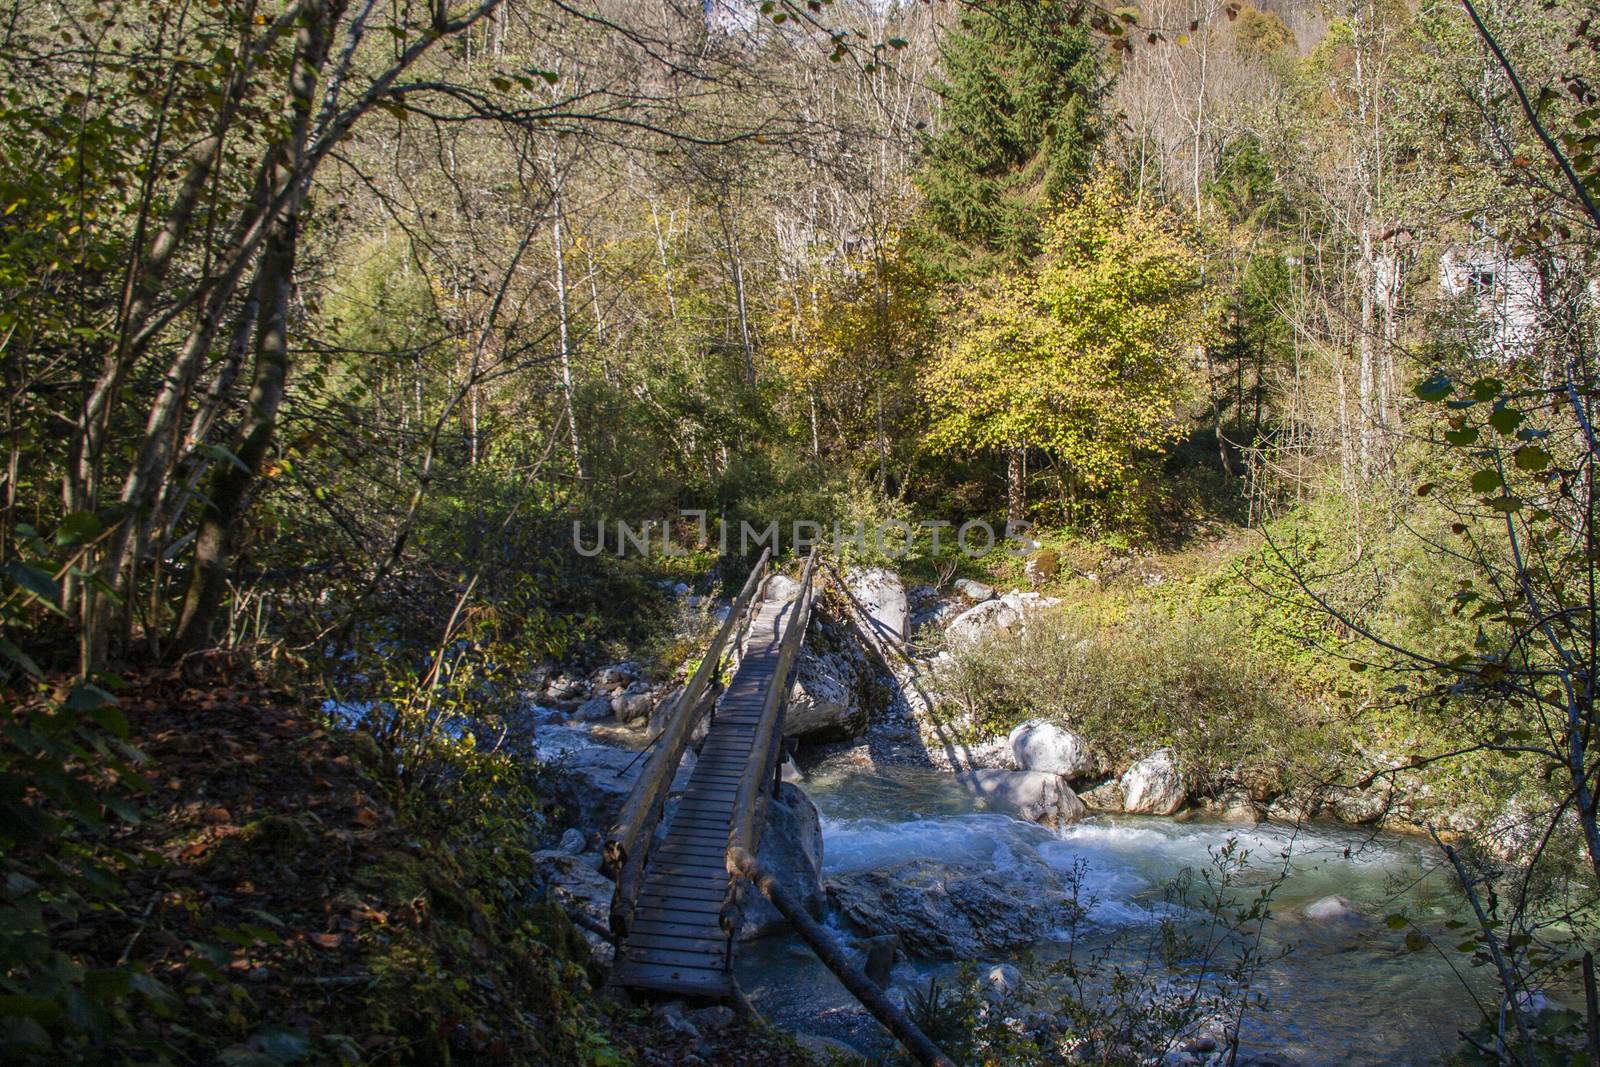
[923,170,1206,524]
[766,235,933,486]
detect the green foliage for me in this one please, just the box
[913,0,1102,276]
[0,674,162,1061]
[923,171,1206,530]
[932,588,1327,796]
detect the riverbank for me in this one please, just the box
[3,662,823,1067]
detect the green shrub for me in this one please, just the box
[932,593,1331,794]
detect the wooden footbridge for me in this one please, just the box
[604,547,817,998]
[598,548,952,1065]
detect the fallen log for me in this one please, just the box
[725,845,957,1067]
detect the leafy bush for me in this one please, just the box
[931,592,1330,795]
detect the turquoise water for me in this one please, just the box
[739,761,1493,1065]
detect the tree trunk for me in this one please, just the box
[718,197,754,384]
[550,157,583,479]
[1357,221,1377,477]
[1006,447,1025,524]
[169,0,337,655]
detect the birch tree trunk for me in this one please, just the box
[550,154,584,479]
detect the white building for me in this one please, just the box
[1437,240,1547,362]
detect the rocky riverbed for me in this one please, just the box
[738,757,1499,1066]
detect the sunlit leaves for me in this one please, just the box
[923,170,1204,518]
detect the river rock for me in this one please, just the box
[609,681,656,723]
[592,661,640,691]
[954,578,996,602]
[736,782,825,940]
[545,671,589,702]
[1324,784,1390,825]
[1120,748,1186,816]
[952,768,1086,828]
[984,962,1024,999]
[1203,788,1265,824]
[787,647,869,742]
[551,741,696,833]
[536,849,613,960]
[765,574,802,603]
[1302,894,1360,922]
[1079,778,1124,811]
[845,566,909,646]
[860,934,898,988]
[572,694,613,721]
[1009,720,1095,778]
[827,857,1061,959]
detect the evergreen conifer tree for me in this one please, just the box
[914,0,1103,278]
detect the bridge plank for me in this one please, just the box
[630,916,725,938]
[625,931,729,955]
[631,905,727,928]
[634,893,723,917]
[611,961,731,998]
[625,946,728,970]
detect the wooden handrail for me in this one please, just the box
[721,547,818,934]
[603,547,771,935]
[725,547,818,859]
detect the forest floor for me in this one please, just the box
[56,660,824,1066]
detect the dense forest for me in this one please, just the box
[5,0,1600,1064]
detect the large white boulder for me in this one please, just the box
[1009,720,1095,779]
[1119,748,1187,816]
[553,742,696,836]
[785,649,869,741]
[765,574,802,603]
[952,768,1087,828]
[736,782,825,939]
[846,566,909,646]
[945,598,1024,644]
[945,591,1061,644]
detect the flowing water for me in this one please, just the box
[738,759,1495,1065]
